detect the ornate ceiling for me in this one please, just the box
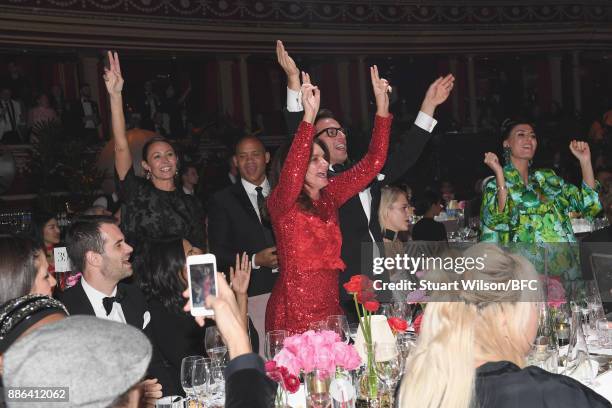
[0,1,610,54]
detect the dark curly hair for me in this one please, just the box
[133,237,187,314]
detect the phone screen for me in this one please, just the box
[189,263,216,308]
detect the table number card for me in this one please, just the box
[54,247,71,272]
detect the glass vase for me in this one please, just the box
[305,369,332,408]
[274,386,288,408]
[354,344,390,408]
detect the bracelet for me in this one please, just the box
[498,184,507,191]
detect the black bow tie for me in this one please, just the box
[102,290,124,316]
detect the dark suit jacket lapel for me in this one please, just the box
[66,281,97,316]
[232,182,261,224]
[118,283,143,329]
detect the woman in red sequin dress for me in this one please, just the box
[265,68,393,334]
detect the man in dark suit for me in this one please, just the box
[56,215,169,396]
[67,83,102,141]
[277,41,454,320]
[208,136,277,353]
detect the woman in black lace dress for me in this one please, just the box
[104,51,205,249]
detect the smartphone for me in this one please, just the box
[186,254,218,317]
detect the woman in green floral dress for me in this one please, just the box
[480,120,601,280]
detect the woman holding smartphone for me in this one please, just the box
[134,238,252,396]
[265,68,392,334]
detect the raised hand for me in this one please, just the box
[484,152,503,175]
[301,79,320,124]
[569,140,591,163]
[276,40,300,91]
[230,252,251,296]
[370,65,390,117]
[421,74,455,115]
[103,51,124,95]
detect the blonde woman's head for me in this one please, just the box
[398,243,540,408]
[379,186,412,233]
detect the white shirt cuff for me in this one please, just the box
[286,87,303,112]
[251,254,261,270]
[414,111,437,133]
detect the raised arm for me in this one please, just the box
[327,66,392,206]
[382,74,454,185]
[104,51,132,180]
[277,40,306,139]
[267,80,319,218]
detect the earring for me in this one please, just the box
[503,146,511,165]
[145,170,151,180]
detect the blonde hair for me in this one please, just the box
[398,244,539,408]
[379,186,408,233]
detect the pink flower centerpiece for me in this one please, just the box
[273,330,361,378]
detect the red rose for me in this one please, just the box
[282,373,301,393]
[412,313,423,334]
[364,300,380,312]
[264,360,277,372]
[344,275,367,294]
[387,317,408,333]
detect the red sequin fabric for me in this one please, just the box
[265,115,393,334]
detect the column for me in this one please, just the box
[217,58,234,117]
[449,56,460,123]
[238,55,251,131]
[357,56,369,130]
[572,51,582,114]
[466,55,478,131]
[336,58,352,124]
[548,54,563,109]
[80,55,101,104]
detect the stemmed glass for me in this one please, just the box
[265,330,287,361]
[327,315,350,343]
[208,364,226,408]
[205,326,227,367]
[180,355,204,403]
[374,342,404,404]
[192,358,211,406]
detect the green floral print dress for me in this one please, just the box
[480,163,601,280]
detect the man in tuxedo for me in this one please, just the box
[56,215,168,395]
[0,87,23,143]
[67,83,102,142]
[208,136,277,354]
[277,41,454,320]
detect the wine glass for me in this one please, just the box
[265,330,287,361]
[208,364,226,408]
[396,332,417,362]
[180,355,204,402]
[327,315,350,343]
[192,358,211,406]
[205,326,227,366]
[308,320,328,332]
[374,342,404,404]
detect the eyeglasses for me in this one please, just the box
[315,127,347,138]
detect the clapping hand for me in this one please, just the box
[103,51,124,95]
[370,65,391,117]
[569,140,591,163]
[230,252,251,296]
[421,74,454,115]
